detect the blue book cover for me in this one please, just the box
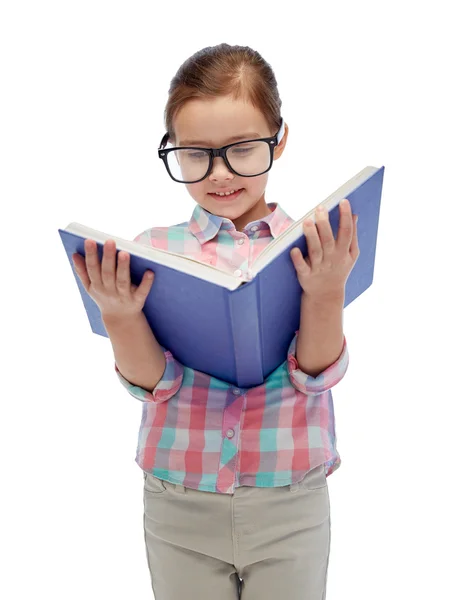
[58,165,385,388]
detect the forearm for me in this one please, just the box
[102,311,166,393]
[295,292,345,378]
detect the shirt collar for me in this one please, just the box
[188,202,293,245]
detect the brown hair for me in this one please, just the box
[164,43,283,143]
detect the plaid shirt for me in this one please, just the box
[115,202,349,494]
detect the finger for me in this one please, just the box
[116,249,131,294]
[290,247,310,276]
[336,199,353,252]
[314,205,335,260]
[84,239,103,287]
[135,271,154,301]
[72,253,91,291]
[303,219,323,265]
[350,215,359,259]
[101,239,118,293]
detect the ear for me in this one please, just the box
[273,122,289,160]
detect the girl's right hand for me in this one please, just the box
[72,239,155,320]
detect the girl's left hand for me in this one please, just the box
[290,198,360,300]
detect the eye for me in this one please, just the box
[230,146,254,154]
[186,151,208,159]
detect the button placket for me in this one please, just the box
[234,233,250,278]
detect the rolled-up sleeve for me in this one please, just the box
[286,330,349,396]
[115,347,184,403]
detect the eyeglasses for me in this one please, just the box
[158,119,285,184]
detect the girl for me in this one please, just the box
[72,43,358,600]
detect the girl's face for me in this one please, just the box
[171,95,288,232]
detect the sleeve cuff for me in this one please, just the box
[114,347,183,403]
[287,330,349,396]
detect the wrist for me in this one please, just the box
[102,310,143,327]
[302,289,345,305]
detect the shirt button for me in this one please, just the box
[238,239,245,245]
[232,389,240,395]
[250,226,258,232]
[234,269,242,277]
[226,429,235,438]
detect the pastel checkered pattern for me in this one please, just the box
[115,202,349,494]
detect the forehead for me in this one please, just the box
[173,96,270,146]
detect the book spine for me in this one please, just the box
[62,233,109,338]
[227,280,264,388]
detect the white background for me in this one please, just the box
[1,1,448,598]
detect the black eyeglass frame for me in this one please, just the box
[158,118,285,184]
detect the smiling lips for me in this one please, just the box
[209,189,244,200]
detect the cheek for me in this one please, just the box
[246,174,268,194]
[185,183,204,200]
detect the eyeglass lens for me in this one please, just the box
[166,141,271,183]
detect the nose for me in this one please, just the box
[209,156,234,180]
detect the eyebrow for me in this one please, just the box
[179,133,261,146]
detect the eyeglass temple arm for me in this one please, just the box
[276,119,285,145]
[159,133,170,151]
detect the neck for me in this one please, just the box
[232,198,274,232]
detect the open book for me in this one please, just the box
[59,165,385,387]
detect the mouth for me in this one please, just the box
[208,189,244,201]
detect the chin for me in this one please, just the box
[208,203,249,216]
